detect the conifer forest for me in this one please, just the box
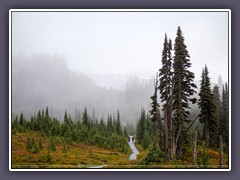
[11,12,230,170]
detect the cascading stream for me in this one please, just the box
[128,136,139,160]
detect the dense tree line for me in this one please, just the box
[136,109,155,150]
[12,26,229,167]
[12,107,129,154]
[136,26,229,165]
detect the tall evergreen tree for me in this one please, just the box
[45,107,49,120]
[36,110,42,131]
[172,26,197,159]
[136,109,146,144]
[44,107,50,133]
[198,65,217,148]
[19,111,24,126]
[82,107,89,127]
[107,115,113,133]
[159,34,173,159]
[220,83,229,146]
[116,110,122,134]
[63,110,68,124]
[212,85,222,148]
[149,73,160,149]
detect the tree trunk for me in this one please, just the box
[157,110,163,150]
[206,120,209,148]
[172,134,176,157]
[176,124,182,159]
[167,103,173,159]
[164,109,169,159]
[168,80,173,159]
[219,134,223,168]
[192,129,198,166]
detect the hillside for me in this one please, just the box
[12,54,154,124]
[12,131,131,168]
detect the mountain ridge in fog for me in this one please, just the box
[12,54,153,124]
[12,54,222,125]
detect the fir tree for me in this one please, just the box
[19,111,24,126]
[12,117,19,130]
[159,34,173,159]
[149,73,160,149]
[172,26,197,159]
[44,107,50,132]
[136,109,146,144]
[116,110,122,134]
[36,110,42,131]
[38,137,43,150]
[82,107,89,127]
[212,85,222,148]
[107,115,113,133]
[26,137,32,150]
[142,132,151,150]
[220,83,229,146]
[198,65,217,148]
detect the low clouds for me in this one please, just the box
[12,54,154,124]
[12,11,228,83]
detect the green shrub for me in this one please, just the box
[62,144,67,153]
[32,144,39,153]
[38,138,43,150]
[140,147,165,165]
[46,151,53,164]
[26,137,32,151]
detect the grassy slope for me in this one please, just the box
[12,131,130,168]
[12,131,229,169]
[134,144,229,169]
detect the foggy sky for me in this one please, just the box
[12,54,155,123]
[12,11,229,84]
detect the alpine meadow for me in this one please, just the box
[10,10,230,170]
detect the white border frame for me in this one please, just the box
[9,9,231,171]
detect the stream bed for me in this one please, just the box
[128,136,139,160]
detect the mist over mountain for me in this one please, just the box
[12,54,223,126]
[12,54,154,125]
